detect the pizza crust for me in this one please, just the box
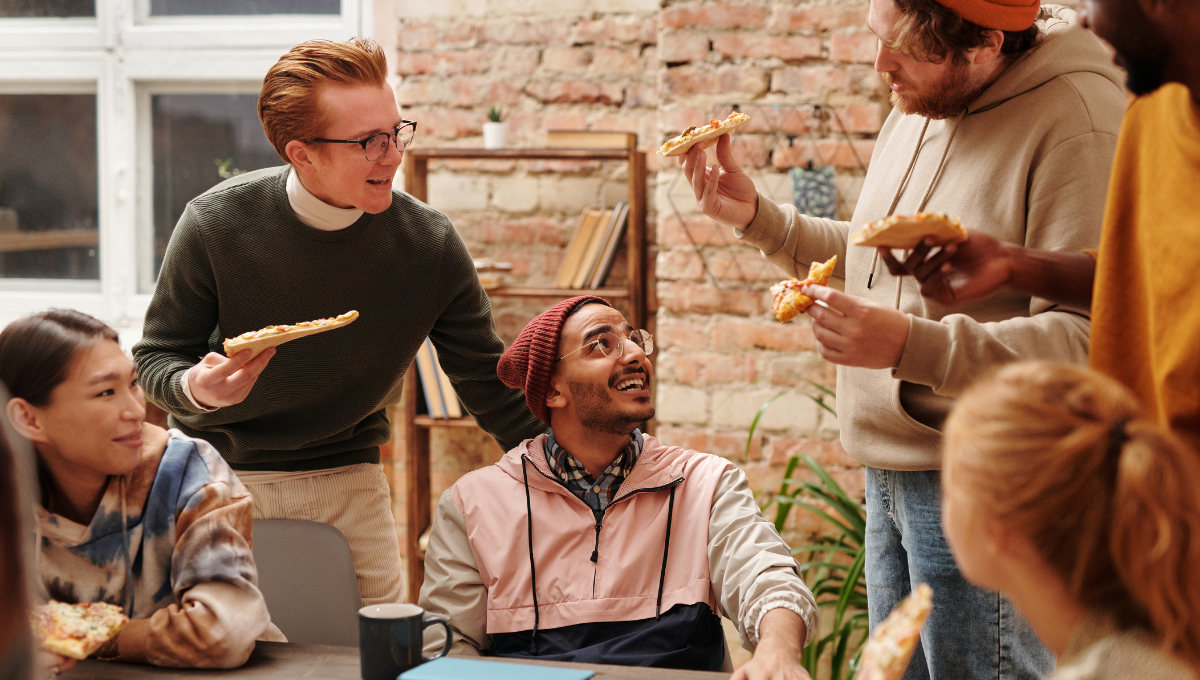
[658,112,751,157]
[770,255,838,323]
[854,583,934,680]
[33,601,129,660]
[223,310,359,359]
[851,212,967,249]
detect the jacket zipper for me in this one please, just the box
[589,478,685,596]
[521,455,685,597]
[589,479,687,564]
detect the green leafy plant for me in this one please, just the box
[215,158,244,180]
[744,391,786,464]
[485,105,504,123]
[750,380,868,680]
[777,454,868,680]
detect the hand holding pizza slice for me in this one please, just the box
[32,601,129,660]
[771,255,838,323]
[658,112,751,157]
[851,212,967,250]
[223,310,359,359]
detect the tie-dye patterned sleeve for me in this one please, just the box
[115,437,270,668]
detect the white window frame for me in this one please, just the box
[0,0,372,347]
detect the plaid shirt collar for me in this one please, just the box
[544,430,643,516]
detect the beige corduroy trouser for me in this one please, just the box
[243,463,406,606]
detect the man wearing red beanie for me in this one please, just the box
[681,0,1128,678]
[419,297,818,678]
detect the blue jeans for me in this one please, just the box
[865,467,1054,680]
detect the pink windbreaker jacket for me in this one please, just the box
[419,434,818,666]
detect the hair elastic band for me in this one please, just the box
[1108,418,1130,463]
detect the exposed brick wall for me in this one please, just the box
[386,0,662,556]
[653,0,886,539]
[383,0,888,555]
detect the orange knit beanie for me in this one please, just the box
[934,0,1040,31]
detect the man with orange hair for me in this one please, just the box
[681,0,1127,678]
[133,38,546,605]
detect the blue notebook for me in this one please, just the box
[398,657,595,680]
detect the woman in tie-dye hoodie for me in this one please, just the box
[0,309,274,669]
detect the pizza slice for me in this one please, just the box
[854,583,933,680]
[658,112,751,157]
[32,601,129,660]
[850,212,967,249]
[770,255,838,323]
[223,310,359,359]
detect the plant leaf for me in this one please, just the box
[746,391,787,464]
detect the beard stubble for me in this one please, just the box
[567,380,654,436]
[884,60,987,120]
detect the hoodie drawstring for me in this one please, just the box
[654,485,677,619]
[867,109,966,296]
[520,457,540,655]
[120,475,134,617]
[34,513,43,600]
[33,474,135,617]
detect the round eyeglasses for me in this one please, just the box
[557,329,654,362]
[309,120,418,162]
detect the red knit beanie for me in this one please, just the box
[497,295,612,425]
[933,0,1040,31]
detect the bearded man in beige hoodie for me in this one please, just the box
[681,0,1126,678]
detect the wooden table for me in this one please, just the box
[70,642,731,680]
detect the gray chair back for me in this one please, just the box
[252,519,362,647]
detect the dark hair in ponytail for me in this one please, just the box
[0,308,120,407]
[0,393,29,658]
[944,361,1200,669]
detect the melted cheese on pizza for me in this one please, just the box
[770,255,837,322]
[33,601,128,660]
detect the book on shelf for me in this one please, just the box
[571,208,613,289]
[554,208,601,289]
[587,202,629,289]
[545,130,636,149]
[414,338,463,419]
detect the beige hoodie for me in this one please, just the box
[739,6,1126,470]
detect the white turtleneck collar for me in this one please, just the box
[286,167,364,231]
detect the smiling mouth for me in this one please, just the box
[367,178,390,185]
[614,373,648,392]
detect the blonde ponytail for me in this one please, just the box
[944,361,1200,669]
[1110,422,1200,667]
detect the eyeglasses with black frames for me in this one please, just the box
[557,329,654,362]
[309,120,418,162]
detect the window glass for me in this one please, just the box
[0,0,94,17]
[150,0,338,15]
[0,94,98,280]
[152,94,280,276]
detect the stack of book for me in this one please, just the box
[554,203,629,289]
[414,338,463,419]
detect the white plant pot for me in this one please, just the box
[483,122,507,150]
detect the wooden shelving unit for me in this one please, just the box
[400,146,648,602]
[0,229,98,252]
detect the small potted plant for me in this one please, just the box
[483,105,506,150]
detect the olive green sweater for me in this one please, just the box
[133,166,546,471]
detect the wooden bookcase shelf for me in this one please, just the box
[400,146,649,602]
